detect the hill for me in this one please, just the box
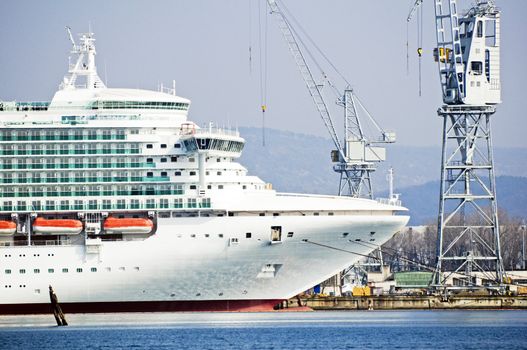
[238,127,527,224]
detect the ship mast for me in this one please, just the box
[61,27,106,90]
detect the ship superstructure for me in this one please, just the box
[0,32,409,313]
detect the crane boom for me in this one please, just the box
[266,0,343,157]
[407,0,424,22]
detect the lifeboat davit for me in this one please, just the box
[104,217,153,234]
[33,217,83,235]
[0,220,16,236]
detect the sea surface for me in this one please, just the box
[0,310,526,349]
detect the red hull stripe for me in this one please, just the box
[0,299,283,315]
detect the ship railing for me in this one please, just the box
[191,127,240,138]
[0,238,71,247]
[0,101,50,112]
[376,197,403,207]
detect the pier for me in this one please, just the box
[290,295,527,311]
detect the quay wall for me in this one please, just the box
[288,296,527,310]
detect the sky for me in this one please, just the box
[0,0,525,147]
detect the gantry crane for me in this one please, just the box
[266,0,395,199]
[407,0,504,289]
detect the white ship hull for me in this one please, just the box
[0,199,408,313]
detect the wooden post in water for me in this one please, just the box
[49,285,68,326]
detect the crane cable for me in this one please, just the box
[305,238,519,288]
[280,1,349,97]
[249,0,252,75]
[417,5,424,97]
[258,0,268,147]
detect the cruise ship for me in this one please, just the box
[0,32,409,314]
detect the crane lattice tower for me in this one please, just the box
[430,0,504,288]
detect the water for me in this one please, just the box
[1,310,526,349]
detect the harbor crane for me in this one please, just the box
[266,0,395,199]
[407,0,505,289]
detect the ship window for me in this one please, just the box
[471,61,483,75]
[62,268,68,273]
[190,171,196,176]
[342,232,349,237]
[4,269,11,274]
[161,171,167,176]
[119,267,125,271]
[273,213,280,217]
[218,185,224,189]
[48,268,54,273]
[134,267,140,271]
[147,172,153,177]
[33,269,40,274]
[174,143,181,148]
[91,267,97,272]
[314,212,319,216]
[271,226,282,242]
[328,212,334,216]
[217,171,222,176]
[246,232,251,238]
[189,158,195,162]
[19,269,26,274]
[190,185,196,189]
[76,268,83,273]
[218,234,224,238]
[161,144,167,148]
[146,144,153,149]
[287,232,294,238]
[171,156,178,162]
[175,171,181,176]
[105,267,111,272]
[161,158,167,163]
[476,20,483,38]
[146,158,153,163]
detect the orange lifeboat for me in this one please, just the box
[33,217,83,235]
[103,217,153,234]
[0,220,16,236]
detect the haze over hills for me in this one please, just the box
[238,127,527,225]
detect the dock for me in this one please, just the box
[289,295,527,311]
